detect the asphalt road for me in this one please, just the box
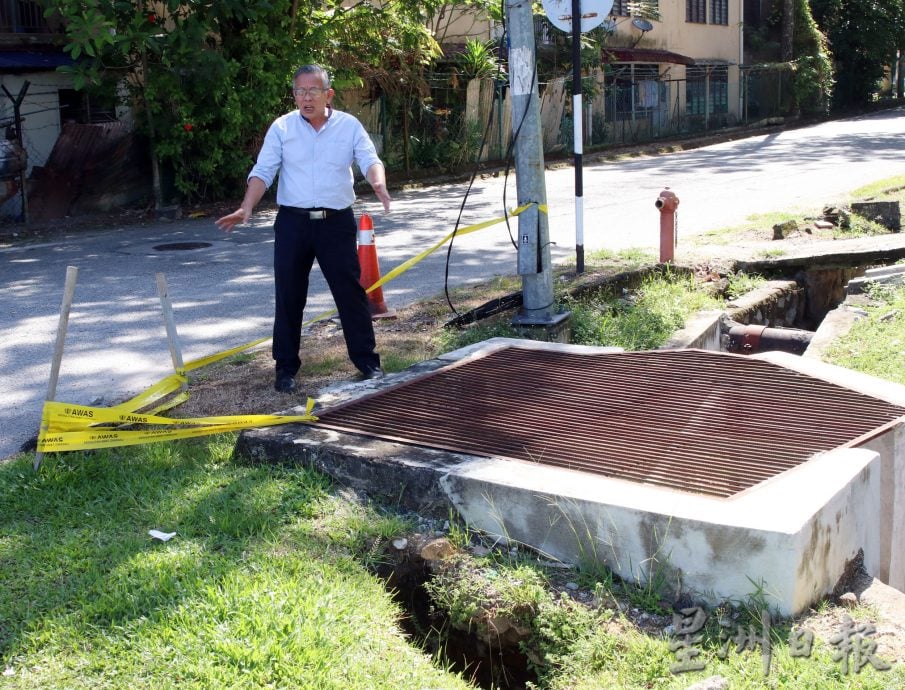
[3,106,905,460]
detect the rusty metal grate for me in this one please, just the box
[314,347,905,498]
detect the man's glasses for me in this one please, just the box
[292,87,326,97]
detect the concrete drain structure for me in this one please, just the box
[237,338,905,615]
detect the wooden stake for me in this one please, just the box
[156,273,186,390]
[34,265,78,471]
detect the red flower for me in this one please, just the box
[148,14,156,24]
[182,123,193,132]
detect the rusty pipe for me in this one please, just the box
[726,324,815,355]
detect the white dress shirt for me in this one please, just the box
[248,108,382,210]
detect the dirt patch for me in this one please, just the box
[173,282,515,419]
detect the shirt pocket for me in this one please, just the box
[316,140,353,175]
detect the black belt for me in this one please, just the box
[279,205,349,220]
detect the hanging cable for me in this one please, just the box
[443,0,544,317]
[442,0,513,317]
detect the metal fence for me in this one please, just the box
[343,68,797,173]
[0,0,51,34]
[591,69,792,147]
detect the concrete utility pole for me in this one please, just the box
[506,0,570,338]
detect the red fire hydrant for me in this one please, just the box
[655,187,679,263]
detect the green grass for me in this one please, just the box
[566,271,722,350]
[0,440,472,689]
[379,347,435,373]
[299,354,347,377]
[436,270,724,354]
[849,174,905,200]
[824,283,905,385]
[755,247,787,259]
[691,173,905,247]
[725,271,768,300]
[420,550,904,689]
[690,210,801,246]
[546,616,903,689]
[584,247,657,270]
[844,215,894,238]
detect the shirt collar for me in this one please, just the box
[301,106,333,128]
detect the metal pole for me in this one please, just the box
[507,0,556,326]
[2,81,30,223]
[572,0,585,274]
[497,79,504,161]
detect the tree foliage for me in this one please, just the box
[810,0,905,108]
[790,0,834,114]
[41,0,491,203]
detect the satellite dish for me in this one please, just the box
[541,0,614,34]
[631,17,654,32]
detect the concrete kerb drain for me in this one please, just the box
[235,336,905,616]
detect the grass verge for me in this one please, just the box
[688,174,905,249]
[824,282,905,385]
[0,441,472,689]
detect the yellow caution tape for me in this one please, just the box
[37,399,317,453]
[363,202,545,295]
[36,203,545,454]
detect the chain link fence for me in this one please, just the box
[341,67,797,174]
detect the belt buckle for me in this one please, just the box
[309,210,326,220]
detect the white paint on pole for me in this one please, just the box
[573,94,583,155]
[574,93,584,253]
[510,46,535,96]
[575,195,585,249]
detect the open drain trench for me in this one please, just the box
[315,347,905,498]
[377,557,536,690]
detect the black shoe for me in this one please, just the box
[359,366,385,381]
[274,373,296,393]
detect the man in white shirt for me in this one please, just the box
[217,64,392,393]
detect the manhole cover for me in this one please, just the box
[152,241,212,251]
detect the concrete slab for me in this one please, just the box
[735,232,905,273]
[846,264,905,295]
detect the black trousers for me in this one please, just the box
[272,206,379,376]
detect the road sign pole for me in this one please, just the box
[544,0,610,274]
[572,0,585,274]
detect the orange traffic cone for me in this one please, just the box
[357,213,397,319]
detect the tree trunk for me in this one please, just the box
[781,0,795,62]
[898,49,905,98]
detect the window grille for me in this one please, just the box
[611,0,630,18]
[686,65,729,116]
[711,0,728,25]
[686,0,706,23]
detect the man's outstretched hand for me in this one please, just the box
[215,208,250,232]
